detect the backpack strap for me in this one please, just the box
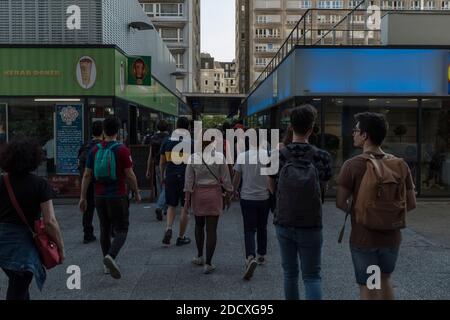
[338,197,352,244]
[2,174,36,236]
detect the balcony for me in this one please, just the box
[286,1,312,10]
[254,0,282,10]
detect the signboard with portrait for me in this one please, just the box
[55,104,84,175]
[76,56,97,89]
[128,56,151,86]
[0,103,7,144]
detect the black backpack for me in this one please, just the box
[77,139,100,173]
[274,147,322,228]
[150,132,169,161]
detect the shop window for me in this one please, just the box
[7,102,55,177]
[421,99,450,196]
[323,98,419,195]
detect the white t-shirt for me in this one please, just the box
[43,139,55,159]
[234,149,270,201]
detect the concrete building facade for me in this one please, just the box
[200,53,237,94]
[236,0,450,92]
[139,0,201,93]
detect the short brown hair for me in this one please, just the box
[290,104,317,135]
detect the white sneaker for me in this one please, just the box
[103,255,121,279]
[103,265,110,275]
[203,264,216,274]
[192,256,205,266]
[243,256,257,280]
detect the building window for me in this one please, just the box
[350,15,365,24]
[318,1,344,8]
[176,53,184,69]
[160,28,183,42]
[143,3,184,17]
[255,57,267,66]
[317,15,326,23]
[301,1,312,8]
[424,0,435,8]
[411,0,421,8]
[205,80,208,85]
[348,0,365,8]
[255,28,280,38]
[443,1,450,9]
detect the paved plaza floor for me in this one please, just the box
[1,201,449,300]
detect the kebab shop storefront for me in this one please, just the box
[0,45,178,197]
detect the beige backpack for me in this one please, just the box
[353,153,408,231]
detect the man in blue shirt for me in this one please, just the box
[160,117,192,246]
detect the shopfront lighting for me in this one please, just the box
[34,98,81,102]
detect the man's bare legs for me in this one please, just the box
[179,207,189,238]
[359,273,395,300]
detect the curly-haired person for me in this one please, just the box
[0,139,65,300]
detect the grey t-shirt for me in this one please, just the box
[234,149,270,201]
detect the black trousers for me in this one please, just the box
[240,199,270,258]
[95,196,130,259]
[82,182,96,238]
[2,268,33,300]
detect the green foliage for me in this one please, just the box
[199,115,228,129]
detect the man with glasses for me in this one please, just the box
[336,112,417,300]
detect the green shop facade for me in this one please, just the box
[0,45,187,196]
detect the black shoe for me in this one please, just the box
[155,208,163,221]
[162,229,172,245]
[83,235,96,244]
[176,236,191,246]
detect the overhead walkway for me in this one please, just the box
[184,92,246,118]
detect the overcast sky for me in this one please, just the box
[201,0,235,62]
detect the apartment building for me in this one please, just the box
[140,0,201,93]
[236,0,450,92]
[200,53,238,94]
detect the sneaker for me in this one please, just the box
[83,235,96,244]
[192,256,205,266]
[103,265,110,275]
[103,255,121,279]
[162,229,172,246]
[204,264,216,274]
[257,255,266,265]
[176,236,191,246]
[243,256,258,280]
[155,208,163,221]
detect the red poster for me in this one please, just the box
[48,175,81,198]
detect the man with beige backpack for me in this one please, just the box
[336,112,417,300]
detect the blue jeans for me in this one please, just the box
[240,199,270,258]
[275,225,323,300]
[155,167,167,212]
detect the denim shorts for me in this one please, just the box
[350,246,399,285]
[165,174,185,207]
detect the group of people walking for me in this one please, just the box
[0,104,416,300]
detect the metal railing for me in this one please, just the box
[248,0,376,93]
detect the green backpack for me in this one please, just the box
[94,142,120,183]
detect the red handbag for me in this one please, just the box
[3,174,61,269]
